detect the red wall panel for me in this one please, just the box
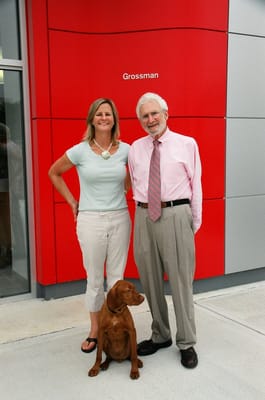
[49,29,227,119]
[123,199,138,278]
[55,203,85,282]
[26,0,51,118]
[25,0,228,288]
[51,119,86,203]
[195,199,225,279]
[32,119,57,284]
[170,118,225,200]
[48,0,228,33]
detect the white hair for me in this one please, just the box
[136,92,168,119]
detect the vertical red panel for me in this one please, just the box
[169,118,225,200]
[124,199,139,278]
[55,203,85,282]
[26,0,228,288]
[195,199,225,279]
[51,119,86,203]
[26,0,50,118]
[32,120,56,284]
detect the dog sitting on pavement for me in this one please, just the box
[88,280,144,379]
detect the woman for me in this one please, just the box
[48,98,131,353]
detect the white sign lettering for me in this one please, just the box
[122,72,159,80]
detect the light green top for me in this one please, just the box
[66,141,130,211]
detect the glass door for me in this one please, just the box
[0,0,31,297]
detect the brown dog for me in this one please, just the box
[88,280,144,379]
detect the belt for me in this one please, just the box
[137,199,190,209]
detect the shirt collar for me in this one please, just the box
[147,127,170,146]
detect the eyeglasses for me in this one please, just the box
[140,111,162,122]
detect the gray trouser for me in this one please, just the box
[134,204,196,350]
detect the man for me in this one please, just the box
[128,92,202,368]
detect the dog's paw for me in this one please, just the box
[100,360,110,370]
[130,369,140,379]
[88,367,99,377]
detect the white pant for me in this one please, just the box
[76,208,131,311]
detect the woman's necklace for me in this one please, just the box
[93,139,113,160]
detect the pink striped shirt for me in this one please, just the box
[128,128,202,232]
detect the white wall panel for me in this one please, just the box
[226,119,265,197]
[225,0,265,277]
[227,34,265,118]
[229,0,265,36]
[226,196,265,273]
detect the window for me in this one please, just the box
[0,0,31,298]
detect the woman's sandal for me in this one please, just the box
[81,337,97,353]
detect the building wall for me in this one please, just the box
[226,0,265,274]
[25,0,264,296]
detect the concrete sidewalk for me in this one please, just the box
[0,281,265,400]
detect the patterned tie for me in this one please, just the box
[148,139,161,221]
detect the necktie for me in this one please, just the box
[148,140,161,221]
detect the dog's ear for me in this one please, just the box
[107,280,122,310]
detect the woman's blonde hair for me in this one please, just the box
[83,98,120,144]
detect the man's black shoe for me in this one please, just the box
[180,347,198,368]
[137,338,172,356]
